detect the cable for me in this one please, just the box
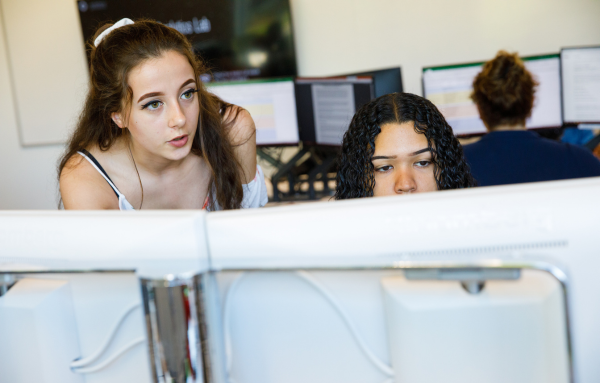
[295,271,395,378]
[222,272,395,380]
[72,337,145,374]
[71,302,141,368]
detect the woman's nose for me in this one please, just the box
[395,169,417,194]
[168,102,186,129]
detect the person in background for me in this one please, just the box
[335,92,475,199]
[463,51,600,186]
[59,19,267,210]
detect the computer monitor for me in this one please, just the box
[422,54,563,135]
[207,78,300,146]
[561,46,600,124]
[206,177,600,383]
[342,67,403,98]
[5,177,600,383]
[295,77,374,146]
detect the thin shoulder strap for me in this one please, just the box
[77,149,120,198]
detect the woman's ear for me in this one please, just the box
[111,112,126,129]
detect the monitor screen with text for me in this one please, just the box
[207,78,299,146]
[561,46,600,124]
[295,78,374,146]
[423,54,562,135]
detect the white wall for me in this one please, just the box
[1,0,88,146]
[290,0,600,94]
[1,0,599,209]
[0,3,65,209]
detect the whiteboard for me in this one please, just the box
[0,0,88,146]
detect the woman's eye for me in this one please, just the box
[143,100,162,110]
[375,165,393,172]
[415,161,431,167]
[181,89,198,100]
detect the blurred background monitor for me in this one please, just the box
[422,54,562,136]
[207,78,299,146]
[561,46,600,125]
[341,67,403,98]
[295,77,374,146]
[76,0,297,81]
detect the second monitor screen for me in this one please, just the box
[423,55,562,135]
[208,78,299,146]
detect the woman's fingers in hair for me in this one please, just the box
[223,105,256,145]
[222,104,243,125]
[222,104,257,183]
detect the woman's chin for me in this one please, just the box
[163,145,192,161]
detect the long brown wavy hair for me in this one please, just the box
[58,19,244,209]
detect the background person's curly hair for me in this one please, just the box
[335,92,475,199]
[471,51,538,129]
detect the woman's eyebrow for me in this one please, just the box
[138,92,163,103]
[179,78,196,89]
[137,79,196,103]
[372,155,397,160]
[410,148,430,156]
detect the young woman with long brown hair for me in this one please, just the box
[59,18,267,210]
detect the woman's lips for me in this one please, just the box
[168,135,188,148]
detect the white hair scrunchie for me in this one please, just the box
[94,18,134,47]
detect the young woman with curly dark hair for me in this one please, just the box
[335,92,475,199]
[59,19,267,210]
[464,51,600,186]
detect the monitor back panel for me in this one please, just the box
[343,67,403,98]
[217,269,569,383]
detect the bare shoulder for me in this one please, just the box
[59,153,119,210]
[223,105,256,146]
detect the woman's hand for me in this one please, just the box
[222,105,257,184]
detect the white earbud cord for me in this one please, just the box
[70,302,144,373]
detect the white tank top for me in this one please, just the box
[77,150,268,210]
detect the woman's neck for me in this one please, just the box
[489,123,526,132]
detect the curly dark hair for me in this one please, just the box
[471,51,538,129]
[335,92,475,199]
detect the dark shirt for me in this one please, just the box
[463,130,600,187]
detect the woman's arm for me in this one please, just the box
[222,105,257,184]
[60,156,119,209]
